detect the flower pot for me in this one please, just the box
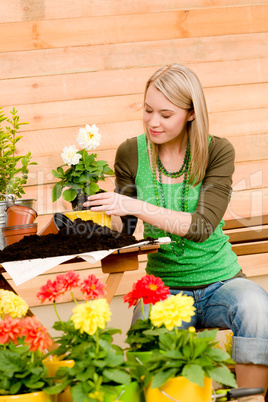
[144,376,212,402]
[0,199,36,250]
[104,381,141,402]
[64,210,111,228]
[43,356,74,402]
[38,213,73,236]
[6,205,37,227]
[0,391,54,401]
[2,223,38,247]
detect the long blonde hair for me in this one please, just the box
[144,64,210,186]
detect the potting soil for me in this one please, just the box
[0,218,153,263]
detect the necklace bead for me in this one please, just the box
[151,139,191,257]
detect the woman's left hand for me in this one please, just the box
[83,192,142,216]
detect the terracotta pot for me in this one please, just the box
[0,391,54,401]
[38,213,73,236]
[2,223,38,247]
[144,376,212,402]
[64,210,111,228]
[6,205,37,227]
[0,199,36,251]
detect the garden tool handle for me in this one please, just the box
[228,387,264,399]
[214,387,265,400]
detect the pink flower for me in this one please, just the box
[123,275,170,308]
[80,274,107,300]
[22,317,52,352]
[36,279,64,303]
[56,270,80,292]
[0,317,22,345]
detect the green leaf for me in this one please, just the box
[71,383,92,402]
[51,183,63,202]
[151,368,178,389]
[206,347,232,362]
[63,188,78,202]
[103,368,131,385]
[89,181,99,194]
[207,366,237,388]
[52,169,64,179]
[182,364,205,387]
[197,329,218,341]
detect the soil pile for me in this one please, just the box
[0,218,152,263]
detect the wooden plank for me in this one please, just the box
[223,214,268,230]
[225,225,268,243]
[205,83,268,114]
[1,58,268,107]
[2,83,268,132]
[225,187,268,221]
[2,0,268,23]
[232,160,268,190]
[232,241,268,256]
[2,94,144,131]
[1,6,268,52]
[209,109,268,137]
[237,253,268,276]
[1,33,268,80]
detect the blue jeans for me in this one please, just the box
[132,278,268,365]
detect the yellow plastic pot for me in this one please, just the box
[64,211,111,228]
[104,381,141,402]
[43,356,74,402]
[144,376,212,402]
[0,391,54,401]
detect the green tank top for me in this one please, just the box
[135,133,241,287]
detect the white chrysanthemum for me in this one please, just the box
[77,124,101,151]
[61,145,82,166]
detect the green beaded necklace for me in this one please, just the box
[151,139,191,257]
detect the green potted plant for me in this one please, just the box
[0,107,37,202]
[123,275,237,402]
[0,289,54,401]
[0,107,38,249]
[37,271,140,402]
[51,124,114,212]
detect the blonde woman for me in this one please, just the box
[84,64,268,400]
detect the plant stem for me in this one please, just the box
[53,300,62,322]
[31,351,34,364]
[71,291,78,305]
[140,299,146,321]
[95,330,99,355]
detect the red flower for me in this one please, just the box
[80,274,107,300]
[36,279,64,303]
[22,317,52,352]
[0,317,22,345]
[56,270,80,292]
[123,275,170,308]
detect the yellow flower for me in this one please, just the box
[71,298,111,335]
[88,390,105,401]
[0,290,28,318]
[150,293,196,331]
[188,326,196,333]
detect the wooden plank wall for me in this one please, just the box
[0,0,268,307]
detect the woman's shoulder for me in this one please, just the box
[209,135,235,158]
[117,136,138,153]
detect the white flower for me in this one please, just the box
[77,124,101,151]
[61,145,82,166]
